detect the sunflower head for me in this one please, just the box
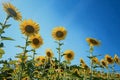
[114,54,119,64]
[45,48,54,58]
[100,59,108,68]
[105,54,114,64]
[35,56,46,66]
[80,58,85,64]
[81,63,89,69]
[20,19,39,36]
[73,69,79,75]
[92,57,99,64]
[64,50,74,61]
[86,38,100,46]
[22,76,30,80]
[52,27,67,40]
[39,56,46,64]
[29,34,43,49]
[3,3,22,21]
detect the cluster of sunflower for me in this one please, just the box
[0,2,120,80]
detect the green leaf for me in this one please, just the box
[9,60,17,64]
[0,48,5,54]
[1,36,14,41]
[0,43,4,48]
[88,55,97,59]
[56,48,60,50]
[0,29,4,34]
[3,24,11,29]
[15,45,24,49]
[0,54,3,58]
[0,22,3,26]
[60,43,64,46]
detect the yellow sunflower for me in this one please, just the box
[3,3,22,21]
[105,54,114,64]
[20,19,39,36]
[52,27,67,40]
[22,76,30,80]
[81,63,89,69]
[35,56,46,66]
[45,48,54,58]
[100,59,108,68]
[29,34,43,49]
[80,58,85,64]
[92,57,99,64]
[73,69,79,75]
[86,38,100,46]
[39,56,46,64]
[114,54,119,64]
[35,56,41,62]
[64,50,74,61]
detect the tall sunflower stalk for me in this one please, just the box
[19,36,29,80]
[86,37,100,80]
[19,19,40,79]
[57,40,62,66]
[52,26,67,79]
[89,46,94,80]
[105,54,114,80]
[56,40,63,79]
[1,3,22,45]
[0,15,10,47]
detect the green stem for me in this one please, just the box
[0,15,10,43]
[58,40,61,65]
[90,46,93,80]
[23,36,29,56]
[19,36,29,80]
[112,64,115,79]
[58,40,61,79]
[107,68,109,80]
[33,49,36,61]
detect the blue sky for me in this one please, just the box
[0,0,120,71]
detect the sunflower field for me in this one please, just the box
[0,2,120,80]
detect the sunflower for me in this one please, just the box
[3,3,22,21]
[86,38,100,46]
[22,76,30,80]
[35,56,46,66]
[39,56,46,64]
[52,27,67,40]
[20,19,39,36]
[100,59,108,68]
[29,34,43,49]
[92,57,99,64]
[114,54,119,64]
[80,58,85,64]
[64,50,74,61]
[73,69,79,75]
[105,54,114,64]
[81,63,89,69]
[45,48,54,58]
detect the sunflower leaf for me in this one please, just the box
[1,36,14,41]
[3,24,11,29]
[15,45,24,49]
[87,56,95,59]
[0,48,5,54]
[0,22,3,26]
[0,29,4,34]
[0,43,4,48]
[56,48,60,50]
[60,43,64,46]
[0,54,3,58]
